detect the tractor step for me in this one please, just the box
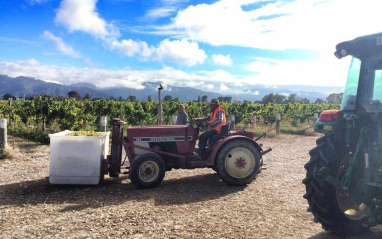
[188,160,210,163]
[117,171,129,175]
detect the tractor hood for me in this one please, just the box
[335,32,382,60]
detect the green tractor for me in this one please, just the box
[303,32,382,235]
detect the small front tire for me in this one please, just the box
[129,153,166,189]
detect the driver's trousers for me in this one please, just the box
[198,130,218,154]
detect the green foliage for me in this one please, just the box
[217,96,232,103]
[127,95,136,102]
[164,95,172,101]
[262,93,311,104]
[67,131,103,136]
[0,99,340,143]
[3,93,14,100]
[326,93,343,104]
[84,93,91,100]
[68,91,81,100]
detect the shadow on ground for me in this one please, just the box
[309,227,382,239]
[0,173,245,212]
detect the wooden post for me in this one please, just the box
[158,85,163,125]
[0,118,7,151]
[314,113,318,123]
[100,116,107,132]
[230,115,235,129]
[276,113,281,135]
[172,115,177,125]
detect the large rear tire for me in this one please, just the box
[303,134,369,235]
[216,139,261,186]
[129,153,166,189]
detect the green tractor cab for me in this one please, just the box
[304,33,382,235]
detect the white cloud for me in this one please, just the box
[198,69,237,83]
[206,84,214,90]
[143,0,188,20]
[27,0,51,5]
[212,54,232,66]
[107,38,207,66]
[144,8,176,20]
[55,0,204,66]
[55,0,119,38]
[43,31,80,58]
[244,55,351,87]
[220,84,229,91]
[0,60,201,89]
[160,0,381,51]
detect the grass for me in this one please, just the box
[239,121,319,138]
[0,146,18,160]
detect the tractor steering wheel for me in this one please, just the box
[193,118,209,129]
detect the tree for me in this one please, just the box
[274,94,286,104]
[299,98,310,104]
[148,95,152,102]
[201,95,208,102]
[315,98,324,104]
[68,91,81,100]
[84,93,91,100]
[3,93,14,100]
[287,94,298,104]
[128,95,136,102]
[224,96,232,103]
[197,95,201,102]
[262,93,274,104]
[174,97,180,102]
[164,95,172,101]
[326,93,343,104]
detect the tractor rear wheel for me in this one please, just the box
[216,139,261,186]
[303,134,369,235]
[129,153,166,189]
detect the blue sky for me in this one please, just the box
[0,0,380,94]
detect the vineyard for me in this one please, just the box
[0,97,340,143]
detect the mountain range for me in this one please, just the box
[0,75,343,102]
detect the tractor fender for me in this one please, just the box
[207,135,263,165]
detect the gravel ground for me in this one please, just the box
[1,135,382,238]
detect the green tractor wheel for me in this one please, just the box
[303,135,369,235]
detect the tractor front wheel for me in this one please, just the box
[303,134,369,235]
[129,153,166,189]
[216,139,261,186]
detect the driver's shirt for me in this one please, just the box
[200,110,224,128]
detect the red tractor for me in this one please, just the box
[106,119,271,189]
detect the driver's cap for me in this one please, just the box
[210,98,219,105]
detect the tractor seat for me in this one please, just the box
[209,122,231,146]
[219,122,231,137]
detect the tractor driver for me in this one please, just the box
[195,98,226,156]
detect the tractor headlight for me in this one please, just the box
[341,49,348,57]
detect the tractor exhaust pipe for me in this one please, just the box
[158,84,163,125]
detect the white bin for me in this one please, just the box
[49,130,110,185]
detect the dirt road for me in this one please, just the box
[1,135,381,238]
